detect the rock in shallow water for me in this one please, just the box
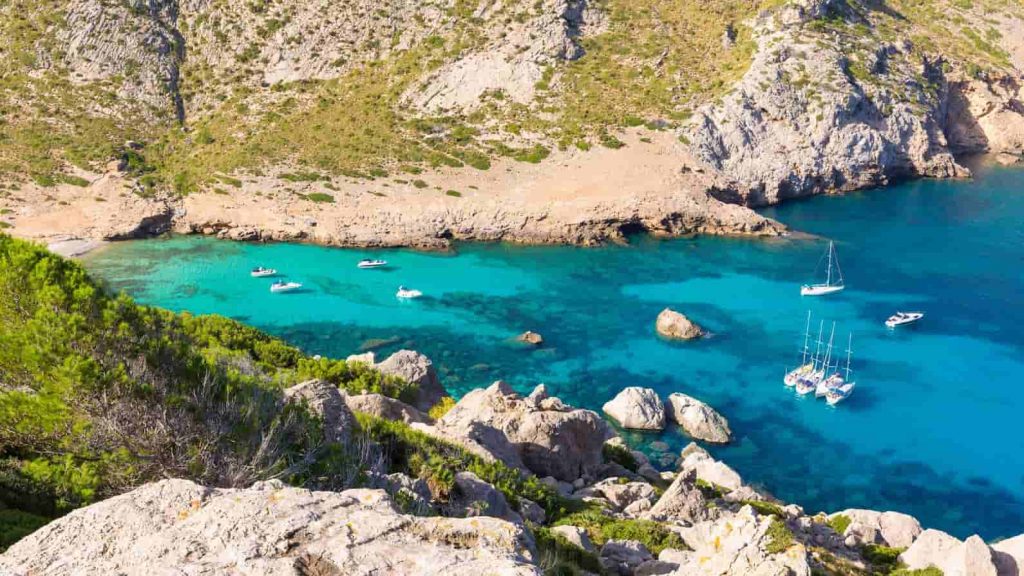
[603,387,666,431]
[666,392,731,443]
[655,308,705,340]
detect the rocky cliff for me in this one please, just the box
[1,0,1022,247]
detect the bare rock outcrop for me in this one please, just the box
[0,479,541,575]
[901,529,1000,576]
[829,508,922,548]
[284,379,355,444]
[656,309,705,340]
[345,392,428,424]
[665,393,731,443]
[434,382,613,482]
[643,469,711,525]
[375,350,449,412]
[666,505,812,576]
[678,443,745,493]
[603,387,666,431]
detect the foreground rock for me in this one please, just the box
[0,479,541,575]
[678,443,744,493]
[655,308,705,340]
[829,508,921,548]
[433,382,613,482]
[345,392,428,424]
[898,528,1024,576]
[283,379,355,444]
[666,393,731,443]
[603,387,666,431]
[643,469,710,524]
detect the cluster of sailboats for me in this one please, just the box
[251,258,424,299]
[785,312,856,406]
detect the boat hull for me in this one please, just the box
[801,284,845,296]
[270,283,302,293]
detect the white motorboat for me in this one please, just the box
[885,311,924,328]
[801,241,845,296]
[358,259,388,269]
[251,267,277,278]
[396,285,422,299]
[270,281,302,293]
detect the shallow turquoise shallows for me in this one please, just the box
[83,164,1024,539]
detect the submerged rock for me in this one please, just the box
[516,331,544,346]
[0,479,541,575]
[603,387,666,430]
[666,392,731,443]
[656,308,705,340]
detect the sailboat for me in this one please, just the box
[801,241,845,296]
[796,321,829,395]
[825,333,856,405]
[784,311,814,387]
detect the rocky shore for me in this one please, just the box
[2,349,1020,575]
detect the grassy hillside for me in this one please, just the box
[0,0,1020,194]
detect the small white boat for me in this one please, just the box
[784,311,814,387]
[801,241,845,296]
[396,285,422,299]
[251,267,277,278]
[885,311,924,328]
[270,281,302,293]
[825,334,856,405]
[358,259,388,269]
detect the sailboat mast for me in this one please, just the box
[845,333,853,381]
[800,311,811,365]
[812,320,824,370]
[823,322,836,372]
[825,241,833,287]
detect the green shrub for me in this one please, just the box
[0,507,49,552]
[412,179,428,188]
[534,526,604,575]
[891,568,943,576]
[445,190,461,197]
[600,133,625,149]
[554,507,685,555]
[297,357,417,405]
[427,397,456,420]
[862,544,904,573]
[741,499,785,518]
[695,478,728,499]
[827,513,851,535]
[765,518,794,554]
[602,443,638,472]
[305,192,335,203]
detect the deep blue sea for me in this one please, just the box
[83,165,1024,539]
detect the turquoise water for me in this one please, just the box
[83,165,1024,539]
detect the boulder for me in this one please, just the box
[678,443,744,492]
[665,393,731,443]
[603,387,666,430]
[517,331,544,346]
[376,350,448,412]
[643,469,710,524]
[993,534,1024,574]
[450,472,521,523]
[635,559,680,576]
[592,478,658,512]
[829,509,922,548]
[519,498,546,524]
[551,525,596,554]
[656,308,705,340]
[346,351,377,365]
[436,382,614,482]
[283,379,355,444]
[346,392,428,424]
[673,505,811,575]
[601,540,655,575]
[900,529,1002,576]
[0,479,541,575]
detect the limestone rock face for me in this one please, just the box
[345,393,428,424]
[376,350,448,412]
[656,309,706,340]
[946,77,1024,159]
[450,472,522,524]
[0,479,541,575]
[552,525,596,554]
[830,509,922,548]
[643,470,710,524]
[900,530,1004,576]
[670,505,812,576]
[603,387,666,430]
[685,0,971,207]
[665,393,731,443]
[678,443,744,492]
[283,379,355,444]
[436,382,613,482]
[592,478,658,512]
[601,540,655,575]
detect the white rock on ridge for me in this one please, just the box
[656,308,706,340]
[375,349,449,412]
[671,505,812,576]
[678,443,744,492]
[665,393,731,443]
[900,529,1001,576]
[829,508,922,548]
[603,387,666,431]
[643,469,711,524]
[0,479,541,575]
[592,478,658,512]
[345,392,428,424]
[435,382,613,482]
